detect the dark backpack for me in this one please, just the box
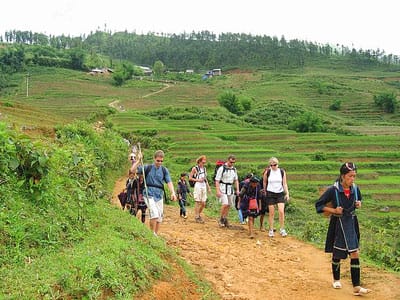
[189,165,206,188]
[212,160,226,182]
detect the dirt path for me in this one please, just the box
[112,178,400,300]
[108,83,171,112]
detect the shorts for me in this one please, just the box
[242,209,259,219]
[219,194,235,206]
[194,185,207,202]
[145,196,164,222]
[266,191,285,206]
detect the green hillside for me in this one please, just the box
[1,63,399,297]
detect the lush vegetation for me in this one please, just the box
[2,29,400,76]
[0,121,214,298]
[1,31,400,297]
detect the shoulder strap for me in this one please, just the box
[145,165,167,182]
[353,183,358,201]
[144,165,152,177]
[334,188,340,207]
[161,166,167,181]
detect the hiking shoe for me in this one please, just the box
[268,229,275,237]
[183,215,188,219]
[280,228,288,237]
[218,218,225,227]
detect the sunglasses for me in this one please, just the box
[156,159,164,163]
[270,164,277,167]
[229,160,236,163]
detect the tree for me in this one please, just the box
[218,91,243,115]
[69,48,86,70]
[153,60,165,77]
[374,92,397,113]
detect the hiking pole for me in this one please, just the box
[137,143,150,206]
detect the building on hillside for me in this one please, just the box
[88,68,113,75]
[139,66,153,76]
[202,68,222,80]
[185,69,194,74]
[212,68,222,76]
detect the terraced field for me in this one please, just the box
[2,66,399,270]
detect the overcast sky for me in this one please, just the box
[1,0,399,55]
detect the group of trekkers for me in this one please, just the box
[121,148,371,296]
[123,150,289,238]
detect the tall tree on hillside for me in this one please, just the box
[153,60,165,77]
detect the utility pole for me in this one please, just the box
[26,73,30,97]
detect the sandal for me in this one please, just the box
[353,286,371,296]
[332,281,342,289]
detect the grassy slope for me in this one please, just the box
[1,65,399,297]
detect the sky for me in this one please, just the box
[1,0,399,55]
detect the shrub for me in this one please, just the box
[288,112,327,132]
[312,152,327,161]
[218,91,242,115]
[374,92,397,113]
[329,99,342,110]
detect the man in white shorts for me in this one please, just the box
[189,155,211,223]
[130,150,177,236]
[215,154,239,227]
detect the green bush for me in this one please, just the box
[374,92,397,113]
[0,121,128,266]
[329,99,342,110]
[218,91,244,115]
[288,112,327,132]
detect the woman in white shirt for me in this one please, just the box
[262,157,290,237]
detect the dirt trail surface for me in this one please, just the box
[112,178,400,300]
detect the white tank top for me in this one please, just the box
[267,168,284,193]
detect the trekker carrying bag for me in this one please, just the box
[189,165,207,188]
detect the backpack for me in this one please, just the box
[263,167,285,187]
[212,160,226,182]
[189,165,206,188]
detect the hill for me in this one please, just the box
[0,64,399,298]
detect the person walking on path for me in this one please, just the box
[262,157,290,237]
[315,162,371,296]
[189,155,211,223]
[238,176,262,238]
[132,170,147,223]
[215,154,239,227]
[238,173,253,224]
[177,172,191,219]
[130,150,177,236]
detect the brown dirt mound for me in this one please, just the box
[112,177,400,300]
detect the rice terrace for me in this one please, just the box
[1,33,400,299]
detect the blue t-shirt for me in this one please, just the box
[138,164,172,201]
